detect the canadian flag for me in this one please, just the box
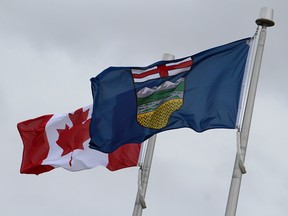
[17,105,140,175]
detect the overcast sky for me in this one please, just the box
[1,0,287,215]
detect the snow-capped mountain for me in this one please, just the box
[137,78,184,98]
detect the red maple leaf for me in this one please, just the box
[56,108,91,157]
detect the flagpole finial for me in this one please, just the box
[256,7,275,27]
[162,53,175,61]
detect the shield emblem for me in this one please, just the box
[131,57,193,129]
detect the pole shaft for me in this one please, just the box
[225,25,267,216]
[132,135,157,216]
[132,54,175,216]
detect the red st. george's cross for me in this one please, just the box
[132,57,193,82]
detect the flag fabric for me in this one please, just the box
[17,105,141,175]
[89,38,251,153]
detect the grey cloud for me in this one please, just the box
[1,0,287,215]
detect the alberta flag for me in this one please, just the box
[17,105,140,175]
[90,38,251,153]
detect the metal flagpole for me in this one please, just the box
[225,7,274,216]
[132,53,175,216]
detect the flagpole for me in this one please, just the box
[225,7,274,216]
[132,53,175,216]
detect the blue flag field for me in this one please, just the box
[89,38,251,153]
